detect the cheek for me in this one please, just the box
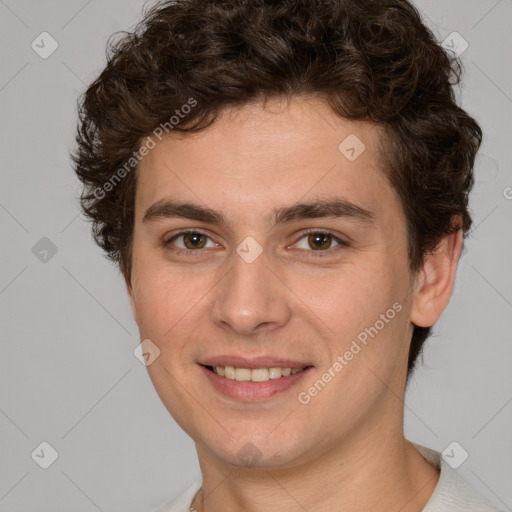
[131,262,202,341]
[295,266,409,424]
[302,263,398,337]
[302,259,409,377]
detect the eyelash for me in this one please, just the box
[163,228,349,257]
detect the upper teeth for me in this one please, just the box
[212,366,305,382]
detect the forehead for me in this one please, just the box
[134,96,397,229]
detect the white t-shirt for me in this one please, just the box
[154,443,502,512]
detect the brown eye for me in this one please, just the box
[165,230,217,252]
[293,230,348,255]
[307,232,333,250]
[182,232,208,249]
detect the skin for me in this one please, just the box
[126,95,462,511]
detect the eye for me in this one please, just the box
[163,229,349,257]
[293,230,348,254]
[164,230,218,254]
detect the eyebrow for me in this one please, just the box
[142,197,375,228]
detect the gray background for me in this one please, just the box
[0,0,511,510]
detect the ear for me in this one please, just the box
[410,221,464,328]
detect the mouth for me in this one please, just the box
[205,364,310,381]
[199,362,314,402]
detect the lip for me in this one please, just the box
[199,364,313,402]
[199,355,312,369]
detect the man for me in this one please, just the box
[72,0,501,510]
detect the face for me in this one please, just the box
[128,96,417,469]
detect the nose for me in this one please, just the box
[210,248,292,336]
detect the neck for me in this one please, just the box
[192,428,440,512]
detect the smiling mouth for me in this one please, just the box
[203,364,313,382]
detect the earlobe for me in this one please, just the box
[410,226,463,328]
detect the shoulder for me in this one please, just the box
[153,477,202,512]
[413,443,503,512]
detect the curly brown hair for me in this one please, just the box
[71,0,482,377]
